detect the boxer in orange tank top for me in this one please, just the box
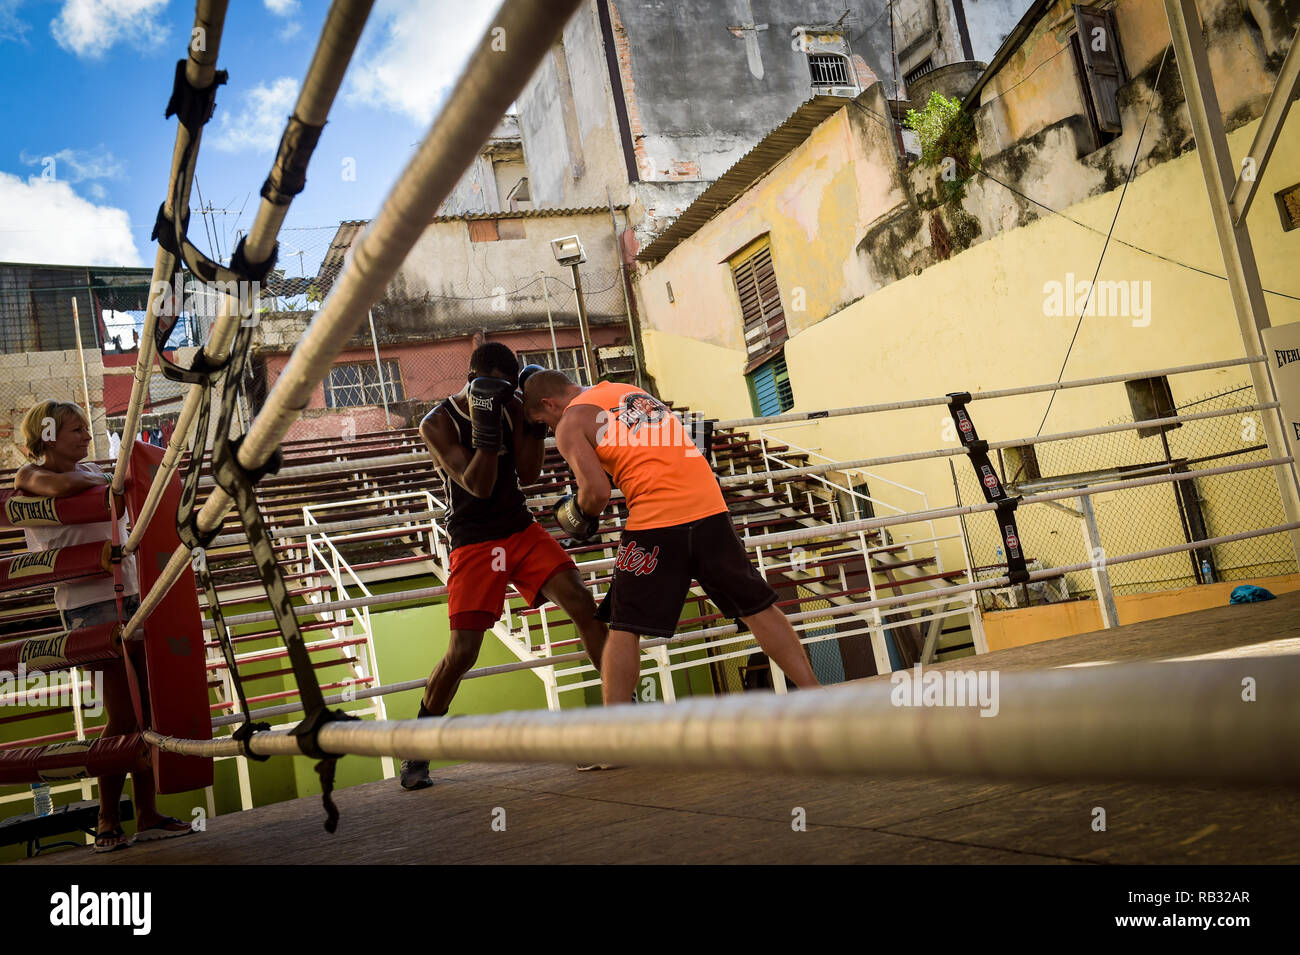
[524,371,819,706]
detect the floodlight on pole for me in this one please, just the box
[551,234,596,383]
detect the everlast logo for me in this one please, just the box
[6,549,60,579]
[956,411,973,436]
[37,739,94,781]
[1275,347,1300,369]
[1293,421,1300,441]
[20,633,69,670]
[4,496,58,526]
[614,540,660,576]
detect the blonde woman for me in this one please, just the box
[16,401,192,852]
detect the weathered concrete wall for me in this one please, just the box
[517,1,630,210]
[636,86,906,356]
[378,210,626,341]
[633,66,1300,575]
[893,0,965,78]
[610,0,892,183]
[439,116,526,216]
[0,349,106,470]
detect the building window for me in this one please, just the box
[1277,183,1300,232]
[850,481,876,520]
[746,353,794,416]
[519,347,591,386]
[999,444,1041,485]
[325,359,404,408]
[1069,5,1126,152]
[904,56,935,88]
[730,240,789,363]
[808,53,851,88]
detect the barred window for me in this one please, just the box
[519,347,591,386]
[324,359,404,408]
[808,53,851,87]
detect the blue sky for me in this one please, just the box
[0,0,498,272]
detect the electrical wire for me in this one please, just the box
[1033,46,1170,437]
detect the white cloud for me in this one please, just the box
[278,20,301,41]
[345,0,497,123]
[0,172,142,266]
[210,77,300,153]
[19,145,124,184]
[264,0,298,15]
[1,0,30,43]
[51,0,169,58]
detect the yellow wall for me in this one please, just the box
[983,573,1300,651]
[635,91,1300,582]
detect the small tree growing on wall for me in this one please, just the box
[903,91,980,199]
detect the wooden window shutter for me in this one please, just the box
[731,243,788,361]
[1073,5,1124,134]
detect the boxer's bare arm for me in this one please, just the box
[15,463,109,497]
[508,396,544,485]
[555,404,609,517]
[419,406,499,499]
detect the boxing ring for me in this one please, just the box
[3,0,1300,860]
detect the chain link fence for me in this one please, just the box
[0,224,638,464]
[954,382,1298,610]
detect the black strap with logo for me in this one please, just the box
[947,393,1030,584]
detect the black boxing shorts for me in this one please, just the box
[599,510,778,638]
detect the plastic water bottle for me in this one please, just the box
[30,782,52,817]
[995,544,1004,564]
[1200,560,1214,584]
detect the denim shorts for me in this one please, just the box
[60,594,140,632]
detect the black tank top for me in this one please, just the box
[438,393,535,550]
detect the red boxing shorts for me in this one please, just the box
[447,520,574,631]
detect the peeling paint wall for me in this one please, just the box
[631,0,1300,573]
[517,1,631,211]
[378,211,627,340]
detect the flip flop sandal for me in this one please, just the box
[93,827,131,853]
[134,816,194,842]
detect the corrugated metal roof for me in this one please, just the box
[635,95,852,263]
[430,205,625,224]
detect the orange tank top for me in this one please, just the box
[566,382,726,530]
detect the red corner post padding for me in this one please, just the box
[0,540,110,593]
[126,440,212,793]
[0,734,147,785]
[0,485,111,528]
[0,622,122,675]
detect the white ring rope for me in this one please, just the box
[153,653,1300,783]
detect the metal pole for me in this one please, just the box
[120,0,587,640]
[112,0,230,493]
[1078,493,1118,629]
[540,272,560,367]
[367,309,391,427]
[1164,0,1300,566]
[569,262,596,384]
[606,185,643,387]
[120,0,377,554]
[70,298,98,459]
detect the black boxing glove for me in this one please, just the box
[468,377,513,451]
[518,363,546,392]
[517,363,549,439]
[555,493,600,540]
